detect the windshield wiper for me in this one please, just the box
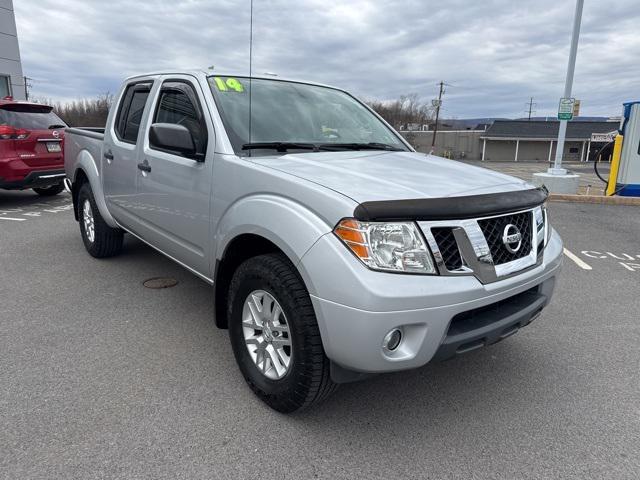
[317,142,404,152]
[242,142,319,153]
[48,124,67,129]
[241,141,405,154]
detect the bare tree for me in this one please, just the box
[33,94,114,127]
[367,94,433,130]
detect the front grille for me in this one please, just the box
[432,227,463,270]
[478,211,532,265]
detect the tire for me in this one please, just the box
[33,183,64,196]
[228,253,337,413]
[77,182,124,258]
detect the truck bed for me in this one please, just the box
[66,127,105,138]
[64,127,105,183]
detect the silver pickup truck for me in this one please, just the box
[64,70,563,412]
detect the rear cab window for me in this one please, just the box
[115,82,153,144]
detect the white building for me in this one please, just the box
[0,0,24,100]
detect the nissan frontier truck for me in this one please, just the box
[64,71,562,412]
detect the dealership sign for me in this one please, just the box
[590,131,617,143]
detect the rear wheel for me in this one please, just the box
[228,253,337,413]
[77,183,123,258]
[33,183,64,196]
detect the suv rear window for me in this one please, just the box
[0,105,66,130]
[115,83,152,143]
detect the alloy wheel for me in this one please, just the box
[242,290,292,380]
[82,199,95,243]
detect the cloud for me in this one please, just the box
[13,0,640,117]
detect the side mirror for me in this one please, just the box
[149,123,198,159]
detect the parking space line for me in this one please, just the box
[563,248,592,270]
[0,217,26,222]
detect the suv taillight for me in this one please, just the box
[0,125,29,140]
[0,125,14,139]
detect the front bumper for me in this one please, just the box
[299,228,563,374]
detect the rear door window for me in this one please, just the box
[115,83,152,144]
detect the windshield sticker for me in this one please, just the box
[213,77,245,93]
[321,125,340,138]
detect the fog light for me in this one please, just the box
[382,329,402,352]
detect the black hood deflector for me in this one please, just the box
[353,187,548,222]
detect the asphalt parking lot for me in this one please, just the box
[2,190,639,479]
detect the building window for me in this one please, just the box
[569,147,579,154]
[0,76,11,98]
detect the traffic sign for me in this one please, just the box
[558,97,575,120]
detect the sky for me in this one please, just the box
[13,0,640,119]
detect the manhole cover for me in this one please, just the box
[143,277,178,289]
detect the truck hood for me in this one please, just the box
[249,151,531,203]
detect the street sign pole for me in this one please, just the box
[549,0,584,175]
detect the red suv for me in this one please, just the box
[0,97,67,196]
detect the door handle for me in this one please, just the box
[137,162,151,173]
[103,150,114,164]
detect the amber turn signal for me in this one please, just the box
[334,218,370,261]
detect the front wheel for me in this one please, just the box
[33,183,64,196]
[228,253,337,413]
[77,183,124,258]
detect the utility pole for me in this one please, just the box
[430,81,445,153]
[526,97,536,120]
[550,0,584,175]
[23,76,33,101]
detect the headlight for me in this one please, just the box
[333,218,436,274]
[534,204,552,248]
[543,205,552,246]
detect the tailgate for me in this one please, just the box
[14,129,64,168]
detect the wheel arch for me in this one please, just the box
[214,233,293,329]
[211,194,334,329]
[70,168,89,221]
[70,152,118,228]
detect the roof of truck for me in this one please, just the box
[124,69,342,91]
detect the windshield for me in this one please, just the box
[0,106,67,130]
[208,76,408,155]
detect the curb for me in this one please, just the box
[549,194,640,205]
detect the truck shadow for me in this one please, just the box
[290,340,562,445]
